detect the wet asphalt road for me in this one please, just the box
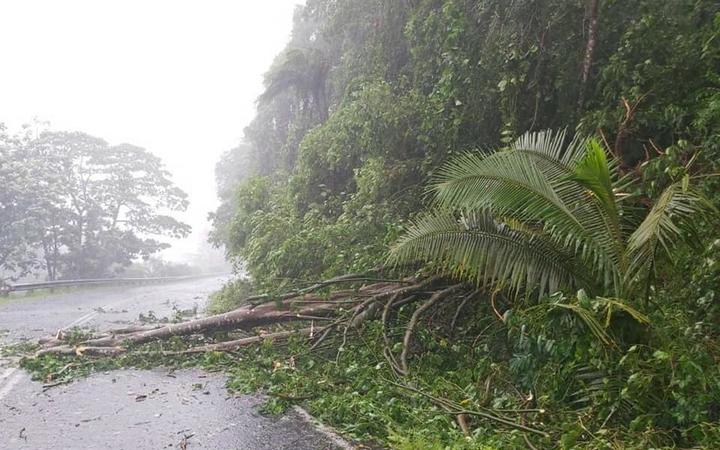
[0,277,348,450]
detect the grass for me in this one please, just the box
[205,277,255,315]
[1,340,39,357]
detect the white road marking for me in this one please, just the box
[63,311,98,329]
[0,279,219,399]
[0,308,101,400]
[0,368,20,400]
[0,367,17,383]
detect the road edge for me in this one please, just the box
[292,405,357,450]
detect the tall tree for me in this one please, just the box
[578,0,600,109]
[0,125,40,281]
[1,130,191,280]
[208,142,253,249]
[259,47,330,121]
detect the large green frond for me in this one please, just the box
[523,294,650,348]
[389,211,591,296]
[626,180,715,286]
[571,139,617,219]
[596,297,650,327]
[510,128,589,168]
[569,139,626,275]
[430,131,624,292]
[432,148,569,215]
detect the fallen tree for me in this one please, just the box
[30,271,563,438]
[34,271,478,375]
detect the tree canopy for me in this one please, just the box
[0,128,190,281]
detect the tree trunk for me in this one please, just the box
[74,282,407,348]
[578,0,600,110]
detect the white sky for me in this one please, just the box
[0,0,301,261]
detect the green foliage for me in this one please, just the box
[582,3,720,166]
[199,2,720,448]
[205,277,256,315]
[392,130,714,299]
[215,80,457,288]
[26,285,720,448]
[210,0,720,293]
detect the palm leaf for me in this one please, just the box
[430,131,624,292]
[569,139,627,278]
[596,297,650,327]
[510,128,589,168]
[389,210,591,296]
[625,180,714,287]
[523,299,613,346]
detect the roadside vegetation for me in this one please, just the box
[17,0,720,448]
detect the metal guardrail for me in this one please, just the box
[0,273,228,296]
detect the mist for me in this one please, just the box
[0,0,302,264]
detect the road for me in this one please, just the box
[0,276,349,450]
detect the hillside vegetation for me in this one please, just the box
[203,1,720,447]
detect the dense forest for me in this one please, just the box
[22,1,720,448]
[211,0,720,289]
[201,0,720,447]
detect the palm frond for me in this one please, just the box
[569,139,626,276]
[510,128,589,168]
[550,303,614,346]
[571,139,618,221]
[625,180,714,286]
[524,299,613,346]
[430,132,624,292]
[389,211,591,296]
[596,297,650,327]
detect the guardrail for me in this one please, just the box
[0,273,228,296]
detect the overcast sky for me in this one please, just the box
[0,0,301,261]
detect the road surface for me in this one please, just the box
[0,276,349,450]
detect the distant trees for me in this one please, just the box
[207,142,253,250]
[0,125,38,279]
[0,127,190,281]
[259,48,330,121]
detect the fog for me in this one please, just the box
[0,0,301,262]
